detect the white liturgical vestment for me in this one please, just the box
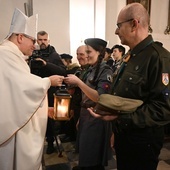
[0,40,51,170]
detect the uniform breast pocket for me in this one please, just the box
[123,72,144,92]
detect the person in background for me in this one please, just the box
[0,8,64,170]
[56,53,80,142]
[110,44,125,75]
[71,45,90,126]
[29,30,67,154]
[64,38,113,170]
[105,45,125,151]
[103,47,113,64]
[67,45,90,148]
[60,53,80,74]
[29,31,66,76]
[88,3,170,170]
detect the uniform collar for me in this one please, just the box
[131,35,154,57]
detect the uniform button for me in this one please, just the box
[129,77,132,80]
[125,87,128,91]
[135,65,139,70]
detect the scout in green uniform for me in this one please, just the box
[64,38,113,170]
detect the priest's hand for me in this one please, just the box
[49,75,64,86]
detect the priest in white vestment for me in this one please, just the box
[0,8,64,170]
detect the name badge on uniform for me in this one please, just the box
[162,73,169,86]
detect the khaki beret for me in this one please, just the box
[94,94,143,115]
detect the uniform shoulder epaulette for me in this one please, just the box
[154,41,163,47]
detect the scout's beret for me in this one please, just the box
[94,94,143,115]
[60,53,73,59]
[84,38,107,48]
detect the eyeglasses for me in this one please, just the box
[23,34,36,44]
[116,18,134,29]
[16,34,36,44]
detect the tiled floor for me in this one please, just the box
[43,135,170,170]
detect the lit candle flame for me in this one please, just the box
[57,105,68,117]
[56,99,69,117]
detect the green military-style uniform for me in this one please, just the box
[112,35,170,126]
[111,35,170,169]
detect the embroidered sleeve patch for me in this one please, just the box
[102,83,110,91]
[107,74,113,83]
[162,73,169,86]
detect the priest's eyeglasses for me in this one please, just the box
[23,34,36,44]
[15,34,36,44]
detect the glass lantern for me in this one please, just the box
[53,85,72,120]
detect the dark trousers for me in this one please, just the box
[46,117,76,144]
[114,124,164,170]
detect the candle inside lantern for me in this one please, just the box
[57,99,70,117]
[53,86,72,120]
